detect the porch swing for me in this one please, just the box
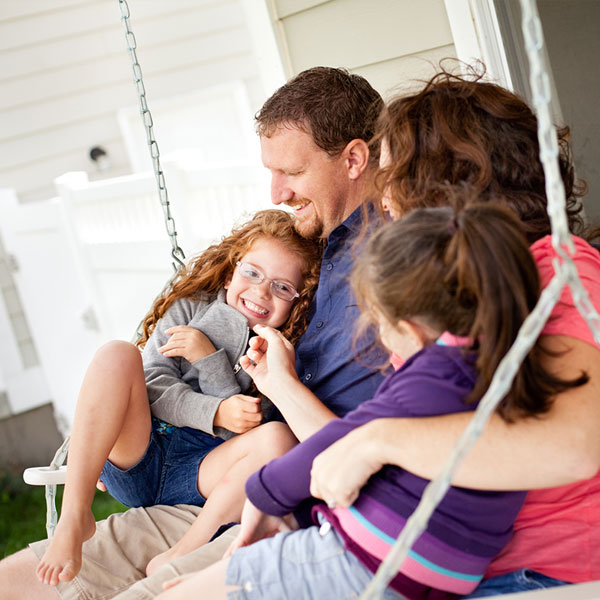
[19,0,600,597]
[22,0,188,539]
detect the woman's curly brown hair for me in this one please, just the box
[136,210,322,349]
[372,64,589,244]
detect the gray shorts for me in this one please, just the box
[225,521,404,600]
[29,504,238,600]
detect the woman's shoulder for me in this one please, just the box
[531,234,600,272]
[532,235,600,347]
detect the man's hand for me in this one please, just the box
[240,325,298,396]
[158,326,217,363]
[223,499,293,559]
[310,422,383,508]
[214,394,263,433]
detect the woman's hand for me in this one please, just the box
[159,326,217,362]
[223,499,293,558]
[214,394,263,433]
[240,325,298,396]
[310,422,384,508]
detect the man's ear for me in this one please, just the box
[343,139,370,180]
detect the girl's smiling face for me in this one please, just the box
[225,237,305,329]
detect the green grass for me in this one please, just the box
[0,470,128,558]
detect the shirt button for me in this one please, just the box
[316,320,324,328]
[326,263,333,271]
[305,373,312,381]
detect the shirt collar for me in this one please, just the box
[326,204,368,245]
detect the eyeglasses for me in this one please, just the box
[235,261,299,302]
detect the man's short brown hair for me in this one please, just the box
[256,66,383,161]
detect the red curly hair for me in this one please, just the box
[137,210,322,348]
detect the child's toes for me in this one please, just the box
[58,561,78,583]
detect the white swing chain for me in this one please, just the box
[360,0,600,598]
[41,1,189,539]
[118,0,185,271]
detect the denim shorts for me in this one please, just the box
[100,418,224,507]
[462,569,570,598]
[225,521,404,600]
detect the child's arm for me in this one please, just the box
[144,298,256,435]
[246,347,480,514]
[245,409,375,516]
[311,335,600,504]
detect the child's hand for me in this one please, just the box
[223,499,291,559]
[214,394,262,433]
[309,423,383,508]
[240,325,298,395]
[159,326,217,362]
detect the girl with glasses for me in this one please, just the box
[36,210,321,587]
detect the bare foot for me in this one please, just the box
[36,508,96,586]
[146,547,179,577]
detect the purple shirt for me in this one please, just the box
[246,344,526,596]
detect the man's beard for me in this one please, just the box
[293,216,323,239]
[288,200,323,239]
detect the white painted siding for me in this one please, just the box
[0,0,266,203]
[271,0,457,98]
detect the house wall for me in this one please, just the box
[0,0,266,204]
[537,0,600,223]
[270,0,456,98]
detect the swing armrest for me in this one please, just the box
[23,466,67,486]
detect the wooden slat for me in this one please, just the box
[274,0,328,19]
[0,117,121,170]
[281,0,453,73]
[0,52,257,141]
[0,0,93,23]
[0,27,251,112]
[353,44,458,99]
[0,3,244,80]
[0,3,117,52]
[0,141,130,200]
[0,0,223,52]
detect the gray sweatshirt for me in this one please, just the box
[142,289,252,440]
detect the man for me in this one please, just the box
[0,66,385,600]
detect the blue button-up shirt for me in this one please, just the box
[295,207,387,417]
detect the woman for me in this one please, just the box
[310,68,600,596]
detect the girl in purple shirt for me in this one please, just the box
[157,200,587,600]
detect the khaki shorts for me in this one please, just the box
[29,504,239,600]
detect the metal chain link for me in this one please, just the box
[361,0,600,597]
[118,0,185,270]
[42,1,188,538]
[44,436,70,538]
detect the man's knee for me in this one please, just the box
[113,526,239,600]
[0,547,60,600]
